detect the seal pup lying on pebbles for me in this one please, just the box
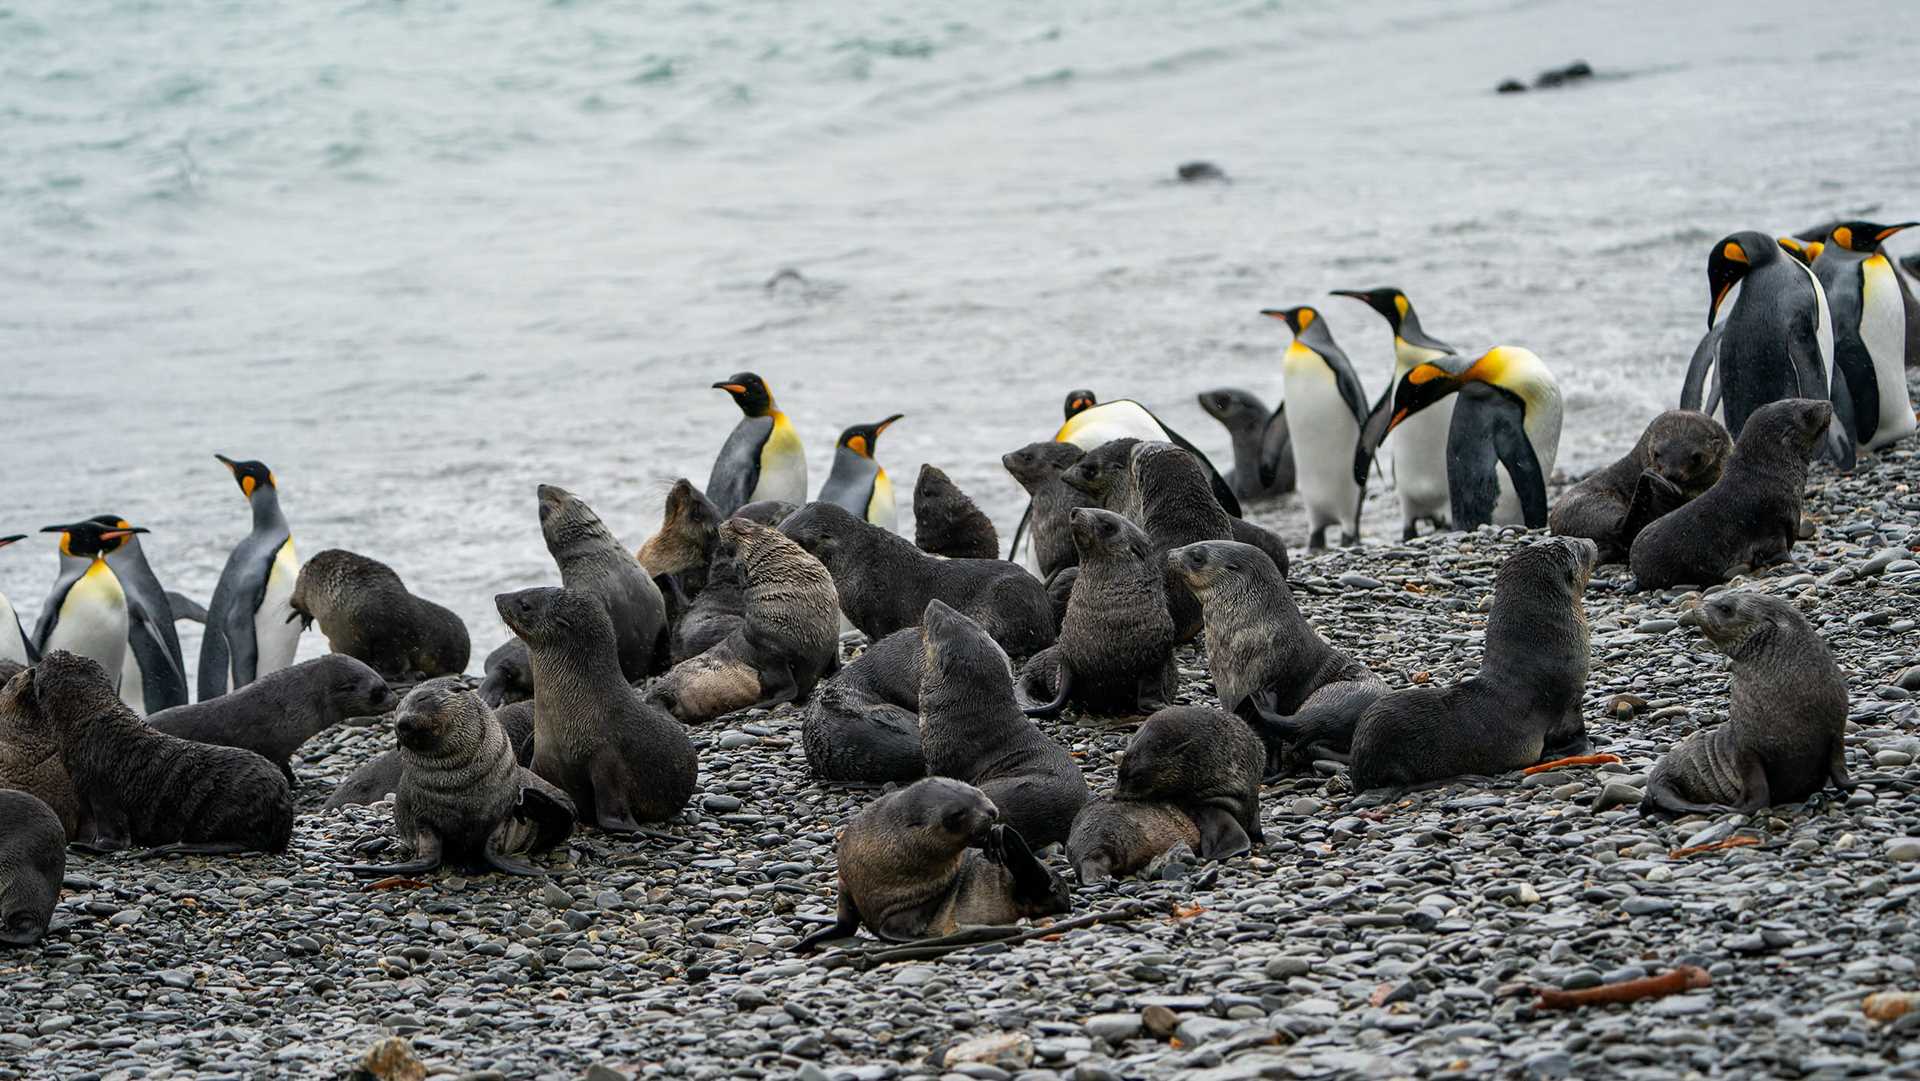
[1348,537,1598,792]
[478,639,533,707]
[1066,799,1200,884]
[913,465,998,560]
[36,650,293,854]
[0,789,64,947]
[343,679,575,877]
[780,502,1055,657]
[1170,540,1383,773]
[919,600,1087,847]
[1017,509,1174,719]
[1629,398,1831,589]
[1002,441,1091,578]
[538,484,668,681]
[0,667,78,837]
[147,654,391,783]
[287,549,471,679]
[1550,410,1731,562]
[1112,705,1266,857]
[326,699,535,809]
[497,587,696,832]
[795,777,1070,950]
[801,628,925,783]
[1644,592,1850,816]
[651,518,839,723]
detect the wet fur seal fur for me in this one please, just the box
[147,654,392,783]
[1348,537,1598,792]
[1549,410,1731,562]
[1113,705,1265,857]
[1628,399,1831,590]
[913,464,999,560]
[538,484,668,682]
[287,549,470,679]
[1644,592,1850,816]
[801,628,925,783]
[1017,509,1174,719]
[0,667,79,837]
[0,789,64,947]
[1002,441,1091,578]
[1066,799,1200,884]
[326,699,535,810]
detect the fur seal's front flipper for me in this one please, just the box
[1620,470,1686,549]
[135,840,255,859]
[985,824,1065,911]
[1828,743,1854,792]
[1188,805,1252,861]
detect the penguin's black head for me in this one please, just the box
[713,373,774,418]
[1329,288,1408,329]
[215,454,276,500]
[1258,306,1320,335]
[837,414,903,459]
[1775,236,1815,267]
[1824,221,1917,254]
[40,520,147,558]
[1062,390,1097,420]
[1704,232,1774,328]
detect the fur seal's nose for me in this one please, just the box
[1677,603,1704,629]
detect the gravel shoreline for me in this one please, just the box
[5,422,1919,1081]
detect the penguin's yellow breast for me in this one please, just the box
[70,559,126,609]
[869,468,893,519]
[765,410,805,463]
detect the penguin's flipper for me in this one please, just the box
[1680,324,1720,411]
[1353,394,1397,486]
[1160,424,1242,518]
[707,415,772,514]
[226,555,276,689]
[196,613,231,701]
[1824,365,1860,470]
[166,591,209,624]
[129,599,190,713]
[30,571,82,653]
[1258,403,1293,491]
[1007,500,1034,562]
[1490,407,1550,528]
[1332,361,1372,434]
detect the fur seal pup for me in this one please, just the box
[913,465,999,560]
[342,680,575,877]
[1197,387,1295,500]
[0,667,78,836]
[496,587,696,831]
[650,518,839,723]
[1066,799,1200,884]
[1061,437,1143,518]
[1132,440,1281,638]
[0,789,64,947]
[35,650,293,854]
[1170,540,1383,772]
[794,777,1070,950]
[801,628,925,783]
[1628,398,1831,590]
[147,654,392,783]
[1114,705,1266,857]
[478,639,533,707]
[1348,537,1598,792]
[287,549,470,679]
[1644,593,1850,816]
[918,600,1086,847]
[670,499,801,664]
[638,479,724,610]
[1549,410,1731,563]
[780,502,1055,657]
[1017,509,1174,719]
[1002,441,1091,578]
[325,699,536,810]
[537,484,668,681]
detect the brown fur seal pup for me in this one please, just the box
[650,518,839,723]
[287,549,470,679]
[1170,540,1383,773]
[780,502,1055,657]
[34,650,293,854]
[918,600,1087,847]
[0,789,64,947]
[342,679,575,877]
[1348,537,1598,792]
[913,465,998,560]
[537,484,668,681]
[478,638,532,707]
[1113,705,1266,857]
[325,699,535,810]
[801,628,925,783]
[794,777,1070,950]
[1628,399,1831,590]
[1066,799,1201,884]
[637,479,723,608]
[496,587,696,831]
[1549,410,1731,562]
[1644,593,1850,816]
[1197,387,1294,500]
[0,667,79,837]
[669,499,800,664]
[1002,441,1091,578]
[147,654,392,783]
[1017,509,1174,719]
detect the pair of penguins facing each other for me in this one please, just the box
[1,455,302,716]
[1681,219,1920,468]
[705,373,904,532]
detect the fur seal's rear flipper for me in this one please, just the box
[984,824,1068,912]
[481,851,546,877]
[1019,655,1072,719]
[344,855,444,877]
[1188,805,1252,861]
[795,912,861,954]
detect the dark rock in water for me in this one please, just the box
[1496,79,1528,94]
[765,267,806,292]
[1177,161,1228,183]
[1534,60,1594,89]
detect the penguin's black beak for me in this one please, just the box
[215,453,238,471]
[876,413,904,433]
[0,535,24,547]
[38,524,79,535]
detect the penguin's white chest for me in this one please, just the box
[1282,350,1363,530]
[0,592,29,666]
[248,538,303,680]
[47,563,129,684]
[754,415,809,505]
[1390,398,1454,522]
[1861,256,1915,449]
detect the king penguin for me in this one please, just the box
[1357,347,1563,529]
[707,372,808,516]
[1813,220,1918,451]
[32,519,147,690]
[0,535,34,667]
[1053,394,1243,516]
[817,414,904,530]
[88,513,189,714]
[198,454,302,701]
[1260,306,1369,549]
[1331,287,1459,539]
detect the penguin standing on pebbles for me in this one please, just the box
[32,519,147,692]
[817,414,904,530]
[1261,306,1368,549]
[1814,221,1918,451]
[707,372,808,516]
[198,455,302,701]
[0,534,35,666]
[89,514,190,714]
[1331,287,1459,539]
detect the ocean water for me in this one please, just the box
[3,0,1917,673]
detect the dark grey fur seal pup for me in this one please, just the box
[1348,537,1598,792]
[1629,398,1831,590]
[0,667,78,837]
[780,502,1055,657]
[342,680,575,877]
[538,484,668,681]
[1197,387,1294,500]
[913,465,998,560]
[669,499,799,664]
[35,650,293,854]
[0,660,23,685]
[1017,509,1174,719]
[0,789,64,947]
[1132,440,1267,639]
[1066,799,1200,884]
[326,699,535,810]
[917,600,1087,847]
[287,549,470,679]
[801,628,925,783]
[478,639,532,708]
[1113,705,1266,858]
[1170,540,1383,773]
[1644,593,1850,816]
[1002,441,1090,579]
[794,777,1070,951]
[1549,410,1731,562]
[1061,437,1142,518]
[147,654,392,783]
[496,587,696,831]
[651,518,839,723]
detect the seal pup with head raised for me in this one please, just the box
[1549,410,1731,563]
[1017,509,1174,719]
[1002,441,1091,578]
[801,628,926,783]
[638,479,724,612]
[794,777,1070,951]
[325,698,537,810]
[1197,387,1294,501]
[342,679,575,877]
[0,789,64,948]
[913,465,999,560]
[288,549,471,680]
[1644,592,1850,816]
[538,484,668,681]
[668,499,801,664]
[147,654,392,783]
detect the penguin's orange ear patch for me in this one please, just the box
[241,475,257,497]
[1721,241,1748,264]
[1392,294,1410,319]
[1407,364,1446,385]
[847,435,869,457]
[1830,227,1853,251]
[1295,308,1316,330]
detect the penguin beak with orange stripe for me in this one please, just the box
[1825,220,1918,253]
[0,534,23,549]
[838,414,904,459]
[216,453,278,500]
[1705,238,1752,329]
[712,372,776,418]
